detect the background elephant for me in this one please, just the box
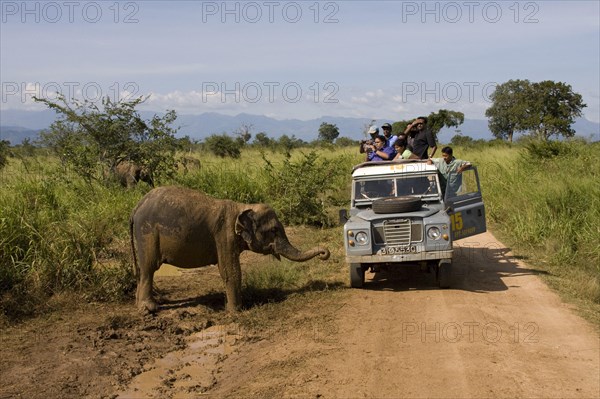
[114,160,154,188]
[129,186,330,312]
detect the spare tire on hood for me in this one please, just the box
[372,196,422,214]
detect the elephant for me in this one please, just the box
[114,160,154,188]
[129,186,330,313]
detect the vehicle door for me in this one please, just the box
[444,166,486,240]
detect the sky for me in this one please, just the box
[1,0,599,122]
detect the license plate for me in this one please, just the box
[379,245,417,255]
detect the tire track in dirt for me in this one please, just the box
[206,231,599,398]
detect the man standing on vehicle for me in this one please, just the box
[381,123,397,148]
[406,117,437,159]
[427,146,471,197]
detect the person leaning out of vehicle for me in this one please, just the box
[366,135,396,161]
[427,146,471,196]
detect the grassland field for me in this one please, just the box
[0,140,598,324]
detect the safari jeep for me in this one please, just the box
[342,160,486,288]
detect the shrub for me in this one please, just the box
[523,139,572,159]
[263,151,343,227]
[204,134,242,158]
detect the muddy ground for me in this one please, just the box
[1,231,599,399]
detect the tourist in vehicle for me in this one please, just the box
[405,117,437,159]
[392,139,420,160]
[359,125,380,156]
[366,135,395,161]
[381,123,397,147]
[427,146,471,197]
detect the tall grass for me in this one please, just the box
[2,142,597,320]
[457,140,600,305]
[0,160,140,318]
[0,148,356,319]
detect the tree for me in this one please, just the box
[35,95,180,182]
[392,120,410,135]
[234,123,253,147]
[278,134,304,153]
[204,133,241,158]
[526,80,586,141]
[486,80,586,142]
[450,134,474,146]
[253,132,274,148]
[335,137,358,147]
[318,122,340,143]
[391,110,464,138]
[427,109,465,136]
[485,79,532,142]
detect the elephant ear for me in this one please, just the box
[235,209,255,245]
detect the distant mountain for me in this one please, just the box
[0,126,43,144]
[1,109,598,144]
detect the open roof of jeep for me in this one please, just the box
[352,160,438,177]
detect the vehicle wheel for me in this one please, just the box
[349,263,365,288]
[437,261,452,288]
[372,196,422,214]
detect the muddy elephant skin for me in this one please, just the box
[114,161,154,188]
[130,186,330,312]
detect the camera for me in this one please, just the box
[360,139,374,153]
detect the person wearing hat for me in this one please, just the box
[381,123,397,147]
[359,125,380,155]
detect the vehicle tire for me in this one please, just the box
[349,263,365,288]
[437,261,452,288]
[372,196,422,214]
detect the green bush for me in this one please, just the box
[523,139,573,159]
[263,151,343,227]
[204,134,242,158]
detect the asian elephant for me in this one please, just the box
[114,160,154,188]
[129,186,330,313]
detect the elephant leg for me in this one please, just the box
[217,247,243,312]
[135,242,160,313]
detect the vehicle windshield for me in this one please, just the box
[354,174,440,202]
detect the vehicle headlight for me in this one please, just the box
[427,226,441,240]
[355,231,369,246]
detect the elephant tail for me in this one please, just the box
[130,212,140,281]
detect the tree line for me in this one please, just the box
[0,79,586,178]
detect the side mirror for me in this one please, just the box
[338,209,349,225]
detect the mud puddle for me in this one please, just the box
[116,324,242,399]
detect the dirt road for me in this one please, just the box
[2,231,599,398]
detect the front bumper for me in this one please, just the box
[346,250,453,264]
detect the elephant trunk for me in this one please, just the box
[274,239,330,262]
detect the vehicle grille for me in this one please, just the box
[373,220,423,245]
[383,219,411,246]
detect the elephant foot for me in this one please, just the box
[137,299,159,314]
